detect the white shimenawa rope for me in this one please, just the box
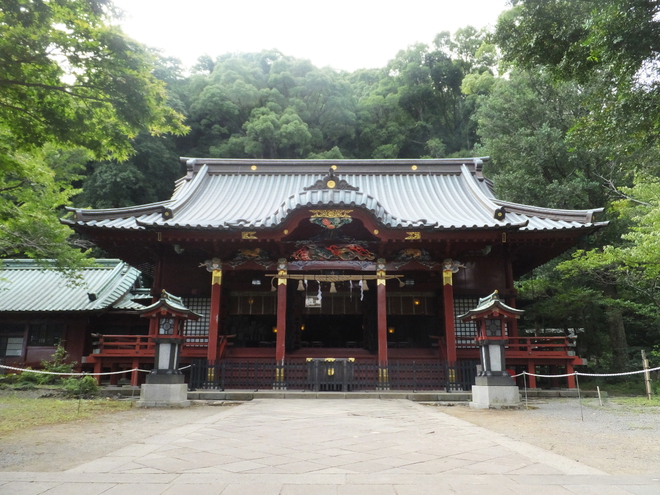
[2,364,658,379]
[511,365,660,379]
[0,364,188,376]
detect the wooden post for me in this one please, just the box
[131,358,140,387]
[443,266,457,363]
[566,363,576,389]
[93,360,102,385]
[376,258,389,388]
[275,259,287,387]
[642,350,652,400]
[505,258,519,338]
[207,267,222,362]
[527,360,537,388]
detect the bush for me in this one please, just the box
[38,344,76,385]
[63,375,100,398]
[16,367,40,384]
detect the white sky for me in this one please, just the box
[112,0,511,72]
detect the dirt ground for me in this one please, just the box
[437,397,660,475]
[1,396,659,475]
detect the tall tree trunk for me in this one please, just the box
[603,284,628,371]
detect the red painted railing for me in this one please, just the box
[91,334,233,359]
[505,336,576,357]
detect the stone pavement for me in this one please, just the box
[1,399,658,494]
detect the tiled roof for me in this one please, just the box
[64,158,605,233]
[0,259,144,312]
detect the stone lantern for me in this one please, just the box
[136,290,200,408]
[458,290,524,409]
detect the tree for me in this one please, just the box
[0,0,187,159]
[0,0,187,266]
[494,0,660,157]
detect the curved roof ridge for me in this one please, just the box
[65,200,173,223]
[493,199,604,223]
[259,188,427,229]
[459,165,528,228]
[166,164,210,218]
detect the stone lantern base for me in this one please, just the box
[470,374,521,409]
[136,373,190,408]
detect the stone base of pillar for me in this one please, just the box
[470,384,520,409]
[136,373,190,408]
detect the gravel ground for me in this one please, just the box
[0,396,658,474]
[437,397,660,475]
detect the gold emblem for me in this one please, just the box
[373,229,379,235]
[242,231,258,239]
[331,165,337,170]
[411,165,418,171]
[310,209,353,218]
[250,165,257,171]
[405,232,421,240]
[327,180,336,188]
[283,229,289,235]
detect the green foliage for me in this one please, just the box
[38,344,76,385]
[16,367,39,385]
[62,375,100,398]
[559,177,660,327]
[0,0,188,266]
[494,0,660,158]
[0,0,187,160]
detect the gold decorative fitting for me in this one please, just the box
[331,165,337,170]
[242,231,258,240]
[373,229,379,235]
[411,165,418,171]
[326,180,336,188]
[502,232,507,243]
[283,229,289,235]
[310,209,353,218]
[377,279,386,286]
[278,278,287,285]
[405,232,421,240]
[212,270,222,285]
[250,165,257,171]
[442,271,453,286]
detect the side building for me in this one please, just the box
[0,259,148,382]
[62,158,605,390]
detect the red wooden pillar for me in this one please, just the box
[131,358,140,387]
[376,259,389,388]
[109,363,118,386]
[505,258,519,338]
[527,360,537,388]
[566,363,576,389]
[207,267,222,362]
[443,267,457,363]
[93,360,102,385]
[275,259,288,387]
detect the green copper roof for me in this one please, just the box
[0,259,144,312]
[457,291,525,321]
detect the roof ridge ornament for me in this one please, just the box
[304,167,359,191]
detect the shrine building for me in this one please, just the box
[63,158,605,390]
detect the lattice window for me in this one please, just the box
[454,298,479,348]
[182,298,210,346]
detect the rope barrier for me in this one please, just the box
[0,364,150,376]
[511,365,660,379]
[0,363,193,376]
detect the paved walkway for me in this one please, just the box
[1,399,658,494]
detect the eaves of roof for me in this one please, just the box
[0,259,142,313]
[62,157,606,234]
